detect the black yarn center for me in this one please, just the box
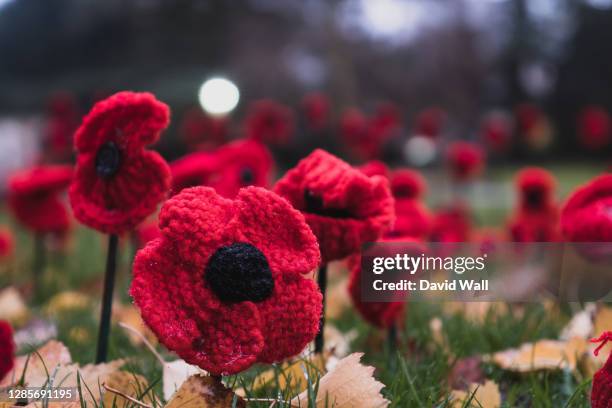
[95,142,122,178]
[524,187,544,210]
[205,243,274,303]
[240,167,254,185]
[304,189,353,218]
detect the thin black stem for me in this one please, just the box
[96,234,119,363]
[314,263,328,354]
[32,234,46,300]
[388,323,398,372]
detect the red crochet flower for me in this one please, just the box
[8,165,73,234]
[357,160,390,178]
[134,220,161,249]
[0,228,14,259]
[414,107,446,138]
[130,186,322,375]
[446,142,485,181]
[561,174,612,244]
[0,320,14,382]
[340,106,399,160]
[179,107,228,150]
[245,99,295,145]
[480,112,513,153]
[430,204,471,243]
[578,106,611,150]
[274,149,395,262]
[388,170,431,240]
[69,91,172,235]
[301,92,330,131]
[170,140,273,198]
[45,92,79,161]
[590,331,612,408]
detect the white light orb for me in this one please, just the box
[403,135,437,167]
[198,77,240,115]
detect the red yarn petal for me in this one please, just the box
[158,187,236,267]
[70,150,171,234]
[257,272,322,363]
[9,165,73,196]
[131,238,263,375]
[9,194,70,234]
[233,187,320,275]
[0,320,14,382]
[74,91,170,154]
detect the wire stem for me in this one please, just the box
[96,234,119,363]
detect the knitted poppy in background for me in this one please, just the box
[130,186,322,375]
[514,103,553,151]
[508,167,559,242]
[340,108,367,146]
[578,106,611,150]
[45,92,79,161]
[8,165,73,234]
[179,107,229,151]
[388,169,432,240]
[208,139,274,198]
[134,220,161,249]
[340,105,399,160]
[413,107,446,138]
[274,149,394,262]
[357,160,390,178]
[0,320,14,381]
[69,91,172,235]
[245,99,295,145]
[590,331,612,408]
[301,92,330,131]
[348,239,424,329]
[446,142,485,181]
[170,151,218,195]
[0,228,14,259]
[430,204,471,243]
[480,112,513,153]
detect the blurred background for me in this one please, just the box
[0,0,611,194]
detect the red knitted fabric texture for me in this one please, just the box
[430,204,471,243]
[0,227,14,259]
[8,165,73,234]
[446,142,485,181]
[358,161,390,178]
[130,186,322,375]
[340,105,399,160]
[388,170,431,240]
[274,149,395,262]
[134,220,161,249]
[245,99,295,145]
[0,320,14,382]
[179,107,228,150]
[69,91,172,235]
[301,92,329,131]
[591,331,612,408]
[508,167,559,242]
[171,139,273,198]
[578,106,611,150]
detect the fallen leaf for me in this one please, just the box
[44,291,91,316]
[166,374,246,407]
[290,353,389,407]
[450,380,501,408]
[560,303,596,341]
[325,278,351,320]
[0,287,29,325]
[0,340,72,387]
[324,325,357,359]
[489,337,587,372]
[102,370,153,406]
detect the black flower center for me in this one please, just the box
[240,167,254,185]
[205,242,274,303]
[304,189,353,218]
[524,187,544,210]
[95,142,122,178]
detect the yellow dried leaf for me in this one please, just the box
[0,287,29,325]
[113,303,157,346]
[290,353,389,407]
[490,337,587,372]
[45,291,91,316]
[166,374,245,408]
[450,380,501,408]
[102,370,152,406]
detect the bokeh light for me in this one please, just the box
[198,77,240,116]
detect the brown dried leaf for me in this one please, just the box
[0,340,72,387]
[450,380,501,408]
[290,353,389,407]
[44,291,91,316]
[489,337,587,372]
[166,374,245,408]
[102,370,153,406]
[162,359,203,401]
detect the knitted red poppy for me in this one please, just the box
[414,107,446,138]
[301,92,330,131]
[590,331,612,408]
[170,151,218,195]
[446,142,485,181]
[508,168,559,242]
[130,186,322,375]
[578,106,611,150]
[430,204,471,243]
[341,105,399,160]
[561,174,612,244]
[245,99,295,145]
[179,107,228,150]
[480,112,512,153]
[357,161,390,178]
[0,320,14,382]
[134,220,161,249]
[45,92,79,161]
[388,170,431,240]
[0,228,14,260]
[8,165,73,234]
[274,149,395,262]
[69,91,172,235]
